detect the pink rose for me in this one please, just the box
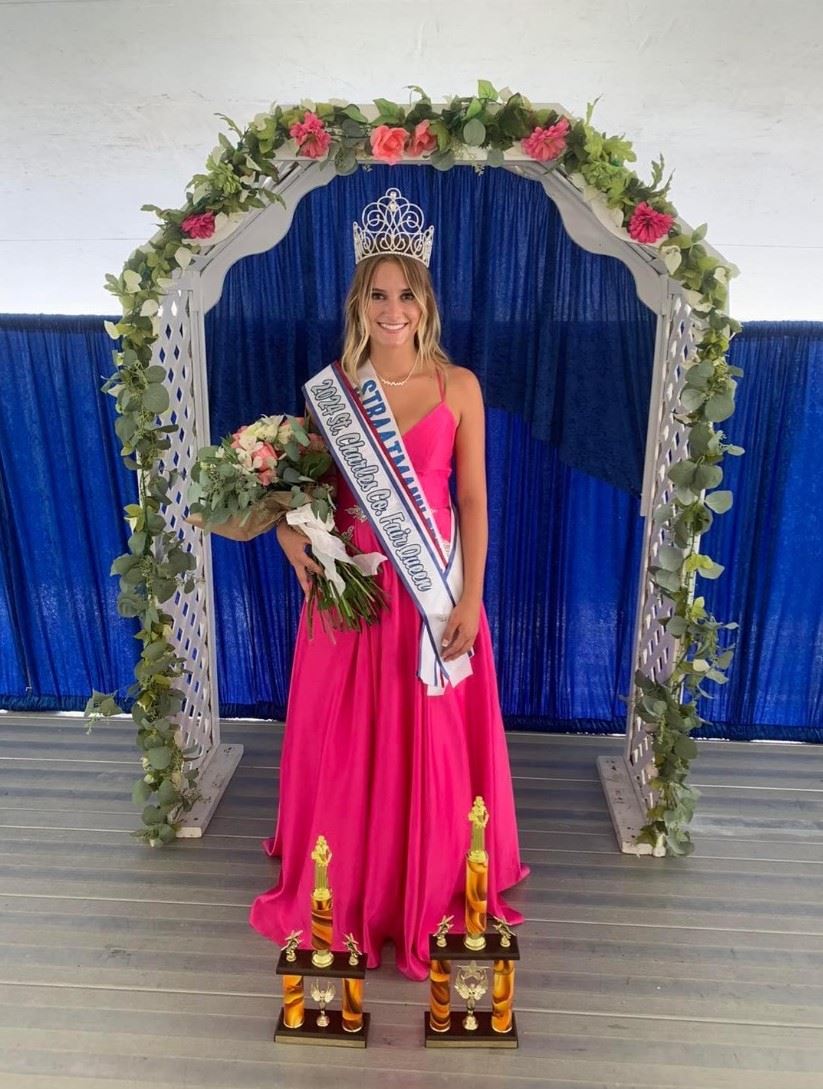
[521,117,570,162]
[289,111,332,159]
[370,124,408,164]
[251,441,278,481]
[408,120,437,157]
[230,425,249,447]
[308,433,326,452]
[628,202,675,245]
[181,211,216,239]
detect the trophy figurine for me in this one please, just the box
[310,980,336,1028]
[455,962,489,1031]
[424,798,521,1047]
[273,836,369,1047]
[310,836,334,969]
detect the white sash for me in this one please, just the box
[303,362,473,695]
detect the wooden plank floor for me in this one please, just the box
[1,714,823,1088]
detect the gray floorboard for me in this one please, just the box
[0,714,822,1086]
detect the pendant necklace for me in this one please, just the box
[371,356,419,388]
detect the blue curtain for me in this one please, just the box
[205,166,653,726]
[697,323,823,741]
[1,167,821,742]
[0,315,137,709]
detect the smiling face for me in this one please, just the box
[365,259,422,353]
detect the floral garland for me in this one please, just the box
[89,81,741,853]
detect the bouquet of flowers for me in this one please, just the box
[187,413,387,632]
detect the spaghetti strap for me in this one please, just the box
[436,366,446,403]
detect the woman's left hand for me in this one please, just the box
[441,597,481,662]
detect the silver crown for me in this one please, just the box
[353,187,434,267]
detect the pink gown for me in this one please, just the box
[249,390,530,980]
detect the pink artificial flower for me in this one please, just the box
[289,111,332,159]
[181,211,216,239]
[370,124,408,164]
[408,120,437,157]
[628,202,675,245]
[251,441,278,484]
[230,425,249,447]
[521,116,570,162]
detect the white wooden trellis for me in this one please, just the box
[154,105,728,851]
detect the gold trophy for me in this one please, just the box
[424,799,521,1048]
[464,797,489,951]
[311,836,334,969]
[273,836,370,1047]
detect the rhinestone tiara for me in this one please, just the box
[352,187,434,268]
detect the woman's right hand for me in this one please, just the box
[276,522,324,596]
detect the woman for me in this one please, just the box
[249,190,529,981]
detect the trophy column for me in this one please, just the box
[428,954,452,1033]
[491,958,515,1034]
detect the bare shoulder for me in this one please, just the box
[444,363,481,392]
[444,361,481,420]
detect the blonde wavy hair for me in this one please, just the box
[339,254,450,382]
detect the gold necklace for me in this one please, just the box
[371,356,419,388]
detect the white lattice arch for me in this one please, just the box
[161,110,728,854]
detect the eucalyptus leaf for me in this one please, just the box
[651,568,681,593]
[429,149,455,171]
[693,463,723,491]
[669,460,697,486]
[463,118,486,146]
[142,383,170,415]
[698,559,725,580]
[704,490,733,514]
[146,746,173,771]
[680,387,707,413]
[674,735,699,760]
[666,615,689,638]
[704,391,735,422]
[657,546,683,572]
[132,779,153,806]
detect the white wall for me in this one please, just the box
[1,0,821,319]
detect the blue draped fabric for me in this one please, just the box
[204,166,653,726]
[0,167,821,741]
[0,315,137,709]
[697,323,823,741]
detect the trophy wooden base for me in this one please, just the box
[429,932,521,960]
[275,948,366,978]
[275,1008,370,1047]
[424,1010,518,1048]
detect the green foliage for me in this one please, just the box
[96,83,741,856]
